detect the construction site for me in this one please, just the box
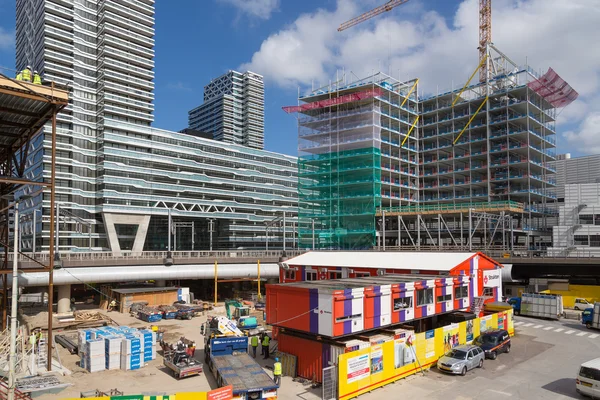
[292,0,577,252]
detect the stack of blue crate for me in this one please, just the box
[139,330,156,362]
[104,335,121,370]
[84,339,106,373]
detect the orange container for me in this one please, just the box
[278,333,327,383]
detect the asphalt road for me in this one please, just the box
[345,316,600,400]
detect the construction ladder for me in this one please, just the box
[36,336,47,370]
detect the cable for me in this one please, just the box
[269,307,319,325]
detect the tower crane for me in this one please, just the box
[338,0,493,82]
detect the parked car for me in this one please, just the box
[574,298,592,311]
[437,344,485,376]
[474,329,511,360]
[576,357,600,398]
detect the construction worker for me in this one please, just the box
[273,357,282,386]
[250,334,259,358]
[16,71,23,81]
[33,70,42,85]
[262,333,270,359]
[109,298,117,312]
[29,331,37,351]
[22,65,32,82]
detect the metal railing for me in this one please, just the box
[380,200,524,214]
[8,249,307,262]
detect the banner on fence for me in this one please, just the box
[337,310,513,399]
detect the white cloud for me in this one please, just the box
[243,0,600,154]
[0,27,14,50]
[564,112,600,154]
[219,0,280,20]
[166,82,192,92]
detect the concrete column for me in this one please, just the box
[57,284,71,314]
[155,280,166,287]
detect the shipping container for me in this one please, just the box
[267,282,364,337]
[520,293,564,320]
[278,333,328,383]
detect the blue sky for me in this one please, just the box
[0,0,598,156]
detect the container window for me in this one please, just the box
[336,313,362,323]
[328,271,342,280]
[305,270,317,281]
[393,297,412,311]
[483,287,494,297]
[454,285,469,299]
[436,293,452,302]
[284,269,296,280]
[355,272,370,277]
[416,288,434,306]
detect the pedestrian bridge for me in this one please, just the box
[10,250,305,287]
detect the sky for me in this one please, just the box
[0,0,598,157]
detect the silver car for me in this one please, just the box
[437,344,485,376]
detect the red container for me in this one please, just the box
[278,333,328,383]
[266,284,313,333]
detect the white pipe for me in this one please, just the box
[13,263,280,287]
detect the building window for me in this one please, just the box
[393,297,412,311]
[284,269,296,280]
[416,288,434,306]
[574,235,589,246]
[437,293,452,302]
[305,270,317,281]
[454,286,469,299]
[483,287,494,297]
[328,271,342,280]
[336,313,361,323]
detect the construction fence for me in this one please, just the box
[337,310,515,399]
[62,385,233,400]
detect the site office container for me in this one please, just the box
[332,278,392,330]
[266,282,365,337]
[453,275,471,310]
[278,332,341,383]
[435,277,456,314]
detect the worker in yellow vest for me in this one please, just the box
[250,335,259,358]
[261,333,270,359]
[16,71,23,81]
[33,71,42,85]
[273,357,282,385]
[22,65,32,82]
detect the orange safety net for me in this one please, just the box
[527,67,578,108]
[283,88,383,113]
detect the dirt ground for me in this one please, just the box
[34,307,323,400]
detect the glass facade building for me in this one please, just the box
[15,0,297,252]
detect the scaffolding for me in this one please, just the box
[0,71,68,375]
[295,72,419,249]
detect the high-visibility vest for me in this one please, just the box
[262,336,270,347]
[33,74,42,84]
[29,334,36,345]
[22,69,31,81]
[16,73,22,81]
[273,362,282,376]
[251,336,259,347]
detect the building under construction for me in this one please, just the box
[290,46,577,251]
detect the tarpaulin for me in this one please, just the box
[527,68,578,108]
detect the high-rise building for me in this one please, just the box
[15,0,296,252]
[188,70,265,149]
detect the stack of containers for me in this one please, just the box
[104,336,121,370]
[84,339,106,373]
[121,334,142,371]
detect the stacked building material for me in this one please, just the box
[83,339,105,373]
[77,326,157,373]
[104,336,121,370]
[121,335,142,371]
[140,330,157,362]
[157,305,178,319]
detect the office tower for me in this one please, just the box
[15,1,296,252]
[188,70,265,150]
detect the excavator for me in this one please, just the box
[225,299,258,330]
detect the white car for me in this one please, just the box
[574,298,591,311]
